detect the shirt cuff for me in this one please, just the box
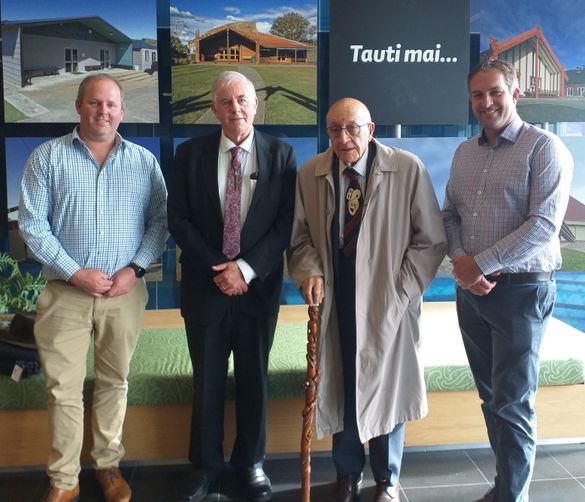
[236,259,257,284]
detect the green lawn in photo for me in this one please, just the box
[171,64,317,125]
[561,247,585,272]
[518,97,585,123]
[4,101,26,122]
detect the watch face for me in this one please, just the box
[131,263,146,278]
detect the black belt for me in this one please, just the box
[485,272,553,284]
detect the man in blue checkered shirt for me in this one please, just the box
[443,60,573,502]
[19,74,168,502]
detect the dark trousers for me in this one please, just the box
[457,279,555,502]
[184,302,277,474]
[332,252,404,485]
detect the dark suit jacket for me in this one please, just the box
[168,129,297,324]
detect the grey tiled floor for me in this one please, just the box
[1,443,584,501]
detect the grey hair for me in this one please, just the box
[211,71,256,103]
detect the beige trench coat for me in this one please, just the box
[288,140,447,442]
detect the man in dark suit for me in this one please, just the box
[168,71,296,502]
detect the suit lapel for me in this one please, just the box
[242,130,271,231]
[201,133,223,221]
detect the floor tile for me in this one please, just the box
[401,483,492,502]
[528,478,585,501]
[400,449,488,488]
[542,443,585,478]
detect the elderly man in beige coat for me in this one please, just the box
[288,98,446,502]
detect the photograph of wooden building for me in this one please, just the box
[481,26,567,98]
[2,16,133,88]
[193,21,316,65]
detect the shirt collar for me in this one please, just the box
[220,129,255,154]
[71,126,124,150]
[478,115,524,146]
[341,145,369,177]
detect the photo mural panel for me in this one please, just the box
[472,0,585,123]
[1,0,159,123]
[329,0,471,125]
[170,0,318,125]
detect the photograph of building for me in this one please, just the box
[474,0,585,122]
[2,16,134,88]
[170,1,317,125]
[193,21,316,65]
[1,0,159,123]
[481,26,567,98]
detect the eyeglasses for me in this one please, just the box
[326,123,369,137]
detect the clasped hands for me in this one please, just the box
[451,256,498,296]
[69,267,136,298]
[212,261,248,296]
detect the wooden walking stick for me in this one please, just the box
[301,304,320,502]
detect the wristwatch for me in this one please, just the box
[129,263,146,278]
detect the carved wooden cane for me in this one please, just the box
[301,304,320,502]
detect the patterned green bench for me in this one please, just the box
[1,316,583,411]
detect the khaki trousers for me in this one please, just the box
[34,279,148,489]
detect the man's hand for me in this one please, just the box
[466,276,497,296]
[451,256,483,289]
[212,262,248,296]
[104,267,137,298]
[69,269,113,297]
[300,276,324,306]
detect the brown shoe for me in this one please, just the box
[325,472,363,502]
[95,467,132,502]
[373,481,400,501]
[40,485,80,502]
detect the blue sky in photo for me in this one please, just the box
[0,0,157,39]
[471,0,585,71]
[170,1,317,44]
[5,137,161,211]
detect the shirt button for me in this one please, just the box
[477,190,482,195]
[473,212,477,216]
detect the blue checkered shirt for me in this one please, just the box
[19,129,168,280]
[442,116,573,274]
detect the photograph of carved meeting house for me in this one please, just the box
[479,23,585,122]
[171,1,318,125]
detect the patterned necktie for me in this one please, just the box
[222,146,242,260]
[342,167,364,260]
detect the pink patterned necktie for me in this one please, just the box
[222,146,242,260]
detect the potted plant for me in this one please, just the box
[0,253,46,376]
[0,252,46,315]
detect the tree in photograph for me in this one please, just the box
[270,12,315,44]
[171,35,189,63]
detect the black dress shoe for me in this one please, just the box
[325,472,363,502]
[180,471,217,502]
[373,481,401,501]
[237,467,272,501]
